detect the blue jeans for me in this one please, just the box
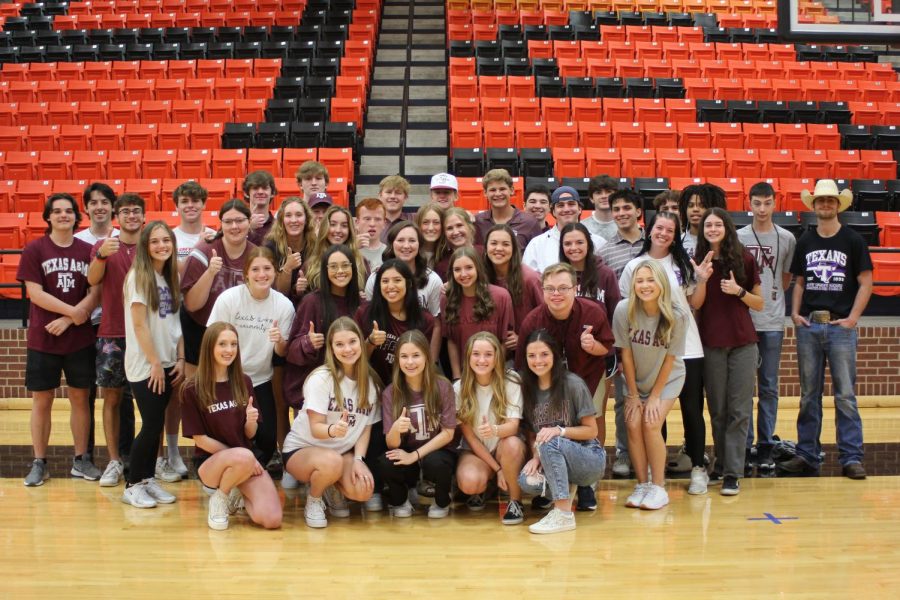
[518,437,606,501]
[747,331,784,450]
[795,323,864,466]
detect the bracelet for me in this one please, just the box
[354,456,364,462]
[95,253,107,261]
[327,424,335,438]
[492,424,499,438]
[494,466,501,474]
[738,288,747,299]
[558,426,566,438]
[414,450,420,462]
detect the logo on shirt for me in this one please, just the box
[42,257,89,293]
[745,244,775,273]
[630,328,666,348]
[158,284,174,318]
[208,400,237,414]
[805,249,847,291]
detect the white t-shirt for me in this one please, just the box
[75,227,119,325]
[522,226,607,273]
[619,253,703,359]
[174,226,216,263]
[123,270,182,382]
[364,268,443,317]
[207,285,295,386]
[453,376,523,453]
[282,368,381,455]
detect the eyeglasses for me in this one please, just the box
[327,262,353,272]
[117,208,143,217]
[542,285,574,295]
[222,217,248,227]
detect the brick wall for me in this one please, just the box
[0,325,898,397]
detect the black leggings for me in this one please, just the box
[364,427,388,492]
[252,381,277,466]
[127,369,173,485]
[376,449,457,508]
[680,357,706,468]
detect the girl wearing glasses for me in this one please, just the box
[441,247,514,382]
[614,259,689,510]
[305,205,368,292]
[618,211,709,496]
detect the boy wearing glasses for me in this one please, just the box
[87,193,146,486]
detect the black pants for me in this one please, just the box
[364,427,388,492]
[127,370,173,485]
[680,357,706,468]
[376,449,457,508]
[252,381,277,466]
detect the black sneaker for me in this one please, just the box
[756,445,775,470]
[708,470,724,486]
[745,447,756,471]
[575,485,597,511]
[721,475,740,496]
[531,495,553,512]
[501,500,524,525]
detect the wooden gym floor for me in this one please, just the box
[2,398,900,598]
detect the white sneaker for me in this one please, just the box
[99,460,124,487]
[528,508,576,534]
[305,496,328,528]
[625,483,650,508]
[364,492,383,512]
[390,499,413,518]
[688,466,709,495]
[428,503,450,519]
[144,478,176,504]
[323,485,350,518]
[208,490,229,530]
[226,487,244,514]
[612,454,632,477]
[639,484,669,510]
[281,471,300,490]
[121,482,157,509]
[168,452,189,478]
[155,457,182,483]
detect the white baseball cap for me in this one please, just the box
[430,173,459,191]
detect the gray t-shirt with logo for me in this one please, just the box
[737,225,796,332]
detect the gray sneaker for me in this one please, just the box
[24,459,49,487]
[323,485,350,518]
[612,454,632,478]
[71,456,102,481]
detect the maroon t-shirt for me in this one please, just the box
[575,260,621,324]
[440,283,514,356]
[382,377,457,451]
[181,237,257,325]
[695,250,760,349]
[354,306,435,387]
[474,207,543,251]
[283,291,358,409]
[17,235,95,354]
[515,298,615,394]
[181,375,255,458]
[248,213,274,247]
[93,239,136,338]
[494,264,544,330]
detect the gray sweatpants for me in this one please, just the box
[703,343,758,479]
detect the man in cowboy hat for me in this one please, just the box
[779,180,872,479]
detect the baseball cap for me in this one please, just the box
[430,173,459,191]
[551,186,580,205]
[308,192,333,209]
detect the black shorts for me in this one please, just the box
[181,306,206,366]
[26,346,96,392]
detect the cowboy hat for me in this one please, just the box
[800,179,853,212]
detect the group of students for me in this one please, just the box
[18,163,874,535]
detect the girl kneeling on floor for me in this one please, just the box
[181,322,282,530]
[518,330,606,535]
[283,317,380,528]
[614,259,689,510]
[377,330,457,519]
[454,332,526,525]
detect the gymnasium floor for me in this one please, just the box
[3,400,900,598]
